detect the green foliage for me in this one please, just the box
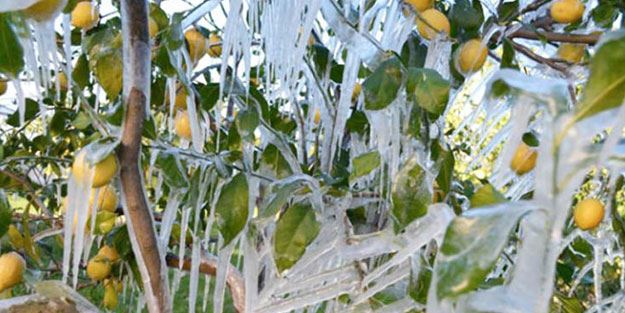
[0,191,11,238]
[391,157,431,232]
[215,173,249,246]
[350,151,381,181]
[155,152,189,189]
[273,202,320,273]
[575,31,625,122]
[470,184,506,208]
[435,204,530,299]
[363,57,404,110]
[406,68,451,118]
[0,13,24,78]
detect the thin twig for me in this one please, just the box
[0,168,52,217]
[508,40,570,74]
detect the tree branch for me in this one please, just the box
[509,28,601,45]
[119,1,171,312]
[0,168,52,217]
[508,40,570,74]
[165,253,245,313]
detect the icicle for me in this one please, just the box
[13,80,26,126]
[213,239,235,313]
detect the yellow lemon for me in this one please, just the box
[406,0,433,12]
[7,225,24,250]
[416,9,450,40]
[314,109,321,125]
[148,17,159,39]
[23,0,65,22]
[0,80,7,96]
[207,33,222,58]
[352,83,362,102]
[185,29,207,63]
[86,255,111,281]
[97,245,119,262]
[457,39,488,73]
[89,185,118,212]
[509,142,537,175]
[550,0,584,24]
[72,153,118,188]
[0,252,26,292]
[103,282,118,310]
[557,43,585,63]
[71,1,99,30]
[175,110,192,140]
[57,72,68,92]
[574,199,604,230]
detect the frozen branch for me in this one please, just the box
[119,0,171,312]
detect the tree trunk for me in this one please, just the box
[118,1,171,312]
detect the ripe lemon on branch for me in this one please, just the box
[97,245,120,262]
[456,39,488,73]
[0,252,26,292]
[89,185,118,212]
[185,29,207,63]
[416,9,450,40]
[207,33,223,58]
[550,0,584,24]
[72,153,118,188]
[71,1,99,30]
[509,142,537,175]
[175,110,193,140]
[557,43,585,63]
[406,0,434,12]
[574,199,604,230]
[86,255,111,281]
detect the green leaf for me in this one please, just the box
[409,260,432,304]
[346,110,369,134]
[450,0,484,30]
[0,14,24,78]
[406,68,450,118]
[236,107,259,141]
[363,57,404,111]
[0,190,11,238]
[391,157,431,232]
[155,152,189,189]
[274,202,320,273]
[501,39,518,69]
[91,49,123,100]
[260,182,304,219]
[7,98,38,127]
[72,54,90,89]
[350,151,381,181]
[496,0,519,23]
[215,173,249,246]
[400,33,427,68]
[435,148,454,194]
[522,131,539,147]
[435,204,530,299]
[575,31,625,122]
[259,144,293,180]
[470,184,506,208]
[71,111,91,130]
[199,83,220,111]
[155,45,176,77]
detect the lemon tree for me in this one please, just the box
[0,0,624,312]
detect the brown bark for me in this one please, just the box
[166,253,246,313]
[509,28,601,45]
[118,0,171,312]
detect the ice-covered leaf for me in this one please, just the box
[450,0,484,30]
[350,151,381,181]
[215,173,249,246]
[260,182,304,219]
[435,203,531,299]
[0,0,39,12]
[72,54,90,89]
[82,139,119,164]
[91,49,123,100]
[575,30,625,122]
[407,68,450,118]
[273,202,320,273]
[470,184,506,208]
[259,144,292,180]
[0,190,11,238]
[236,107,259,141]
[392,157,431,232]
[71,112,91,130]
[363,57,404,111]
[0,14,24,78]
[434,146,454,194]
[155,152,189,189]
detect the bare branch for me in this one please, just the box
[510,28,601,45]
[508,40,570,74]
